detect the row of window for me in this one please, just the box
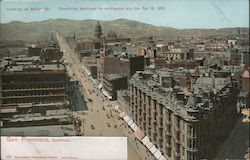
[3,97,65,104]
[2,91,65,97]
[3,77,65,83]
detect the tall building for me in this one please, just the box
[97,54,144,85]
[0,63,72,128]
[130,70,239,160]
[94,21,102,40]
[102,74,128,100]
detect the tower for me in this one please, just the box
[237,27,240,35]
[94,21,102,40]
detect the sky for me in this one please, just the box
[0,0,249,29]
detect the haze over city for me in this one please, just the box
[1,0,249,28]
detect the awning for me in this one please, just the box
[134,128,145,141]
[101,89,112,99]
[98,83,102,89]
[149,145,157,154]
[82,65,91,75]
[145,142,153,149]
[123,115,131,123]
[130,123,137,131]
[119,111,126,118]
[107,95,112,100]
[158,155,167,160]
[115,105,119,110]
[127,119,134,126]
[133,126,139,132]
[141,136,150,145]
[90,77,98,85]
[101,89,108,96]
[153,150,162,159]
[115,106,123,113]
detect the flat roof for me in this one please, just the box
[104,74,127,81]
[4,64,66,72]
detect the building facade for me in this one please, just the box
[0,64,72,128]
[102,74,128,100]
[130,71,239,160]
[97,54,144,84]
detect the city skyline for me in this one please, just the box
[0,0,249,29]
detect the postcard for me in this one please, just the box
[0,0,249,160]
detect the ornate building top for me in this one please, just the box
[94,21,102,39]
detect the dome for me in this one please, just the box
[95,21,102,31]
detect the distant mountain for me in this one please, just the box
[0,18,248,42]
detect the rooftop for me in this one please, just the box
[3,64,66,72]
[104,74,127,81]
[130,70,237,121]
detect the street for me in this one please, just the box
[56,33,155,160]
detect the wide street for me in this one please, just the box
[56,33,155,160]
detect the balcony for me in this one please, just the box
[185,147,199,152]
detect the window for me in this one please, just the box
[168,112,172,122]
[148,96,151,106]
[153,100,157,110]
[160,105,163,116]
[187,152,195,160]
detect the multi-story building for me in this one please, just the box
[97,54,144,84]
[82,57,98,79]
[230,47,250,66]
[130,70,239,160]
[0,64,72,128]
[117,90,131,116]
[102,74,127,100]
[0,64,67,105]
[40,43,63,63]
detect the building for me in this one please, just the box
[40,43,63,63]
[97,54,144,84]
[94,21,102,40]
[75,38,94,57]
[82,57,98,79]
[92,21,103,50]
[104,30,131,44]
[117,90,131,116]
[28,45,42,57]
[240,69,250,92]
[130,71,239,160]
[102,74,128,100]
[230,48,250,66]
[154,59,201,70]
[0,63,72,128]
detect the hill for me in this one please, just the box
[0,18,248,42]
